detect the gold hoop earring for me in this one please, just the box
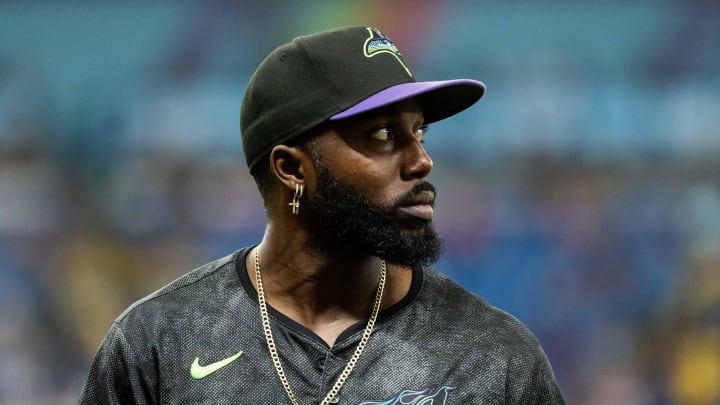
[289,183,304,215]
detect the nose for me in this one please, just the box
[401,139,433,180]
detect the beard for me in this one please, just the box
[303,160,443,267]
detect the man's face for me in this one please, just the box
[302,99,442,266]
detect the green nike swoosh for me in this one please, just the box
[190,351,243,379]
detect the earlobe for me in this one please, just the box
[269,145,309,190]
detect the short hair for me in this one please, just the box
[250,157,276,206]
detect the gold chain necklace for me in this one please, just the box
[254,249,387,405]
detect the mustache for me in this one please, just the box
[395,182,436,207]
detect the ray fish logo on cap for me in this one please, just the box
[363,27,412,77]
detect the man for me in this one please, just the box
[80,26,565,404]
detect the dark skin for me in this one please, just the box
[245,98,433,346]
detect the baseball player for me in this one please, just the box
[79,25,565,404]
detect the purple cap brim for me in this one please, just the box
[330,79,485,122]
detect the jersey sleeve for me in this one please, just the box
[514,344,566,404]
[78,323,158,405]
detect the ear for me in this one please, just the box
[269,144,313,191]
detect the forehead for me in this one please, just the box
[306,98,424,158]
[298,97,425,158]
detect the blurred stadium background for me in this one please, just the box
[1,1,719,404]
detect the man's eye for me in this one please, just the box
[370,128,393,141]
[415,124,429,142]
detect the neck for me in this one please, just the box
[246,227,412,346]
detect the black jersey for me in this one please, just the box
[79,247,565,404]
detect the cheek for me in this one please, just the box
[315,137,403,204]
[320,163,395,207]
[352,170,405,207]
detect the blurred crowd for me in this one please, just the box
[1,1,719,404]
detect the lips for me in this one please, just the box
[397,190,435,220]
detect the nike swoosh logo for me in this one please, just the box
[190,351,243,379]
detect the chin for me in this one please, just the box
[398,220,434,235]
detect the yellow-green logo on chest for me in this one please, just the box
[190,351,243,379]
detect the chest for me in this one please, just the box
[152,325,509,404]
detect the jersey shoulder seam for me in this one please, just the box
[114,249,244,323]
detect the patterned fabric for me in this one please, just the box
[79,248,566,404]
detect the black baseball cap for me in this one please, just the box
[240,25,485,172]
